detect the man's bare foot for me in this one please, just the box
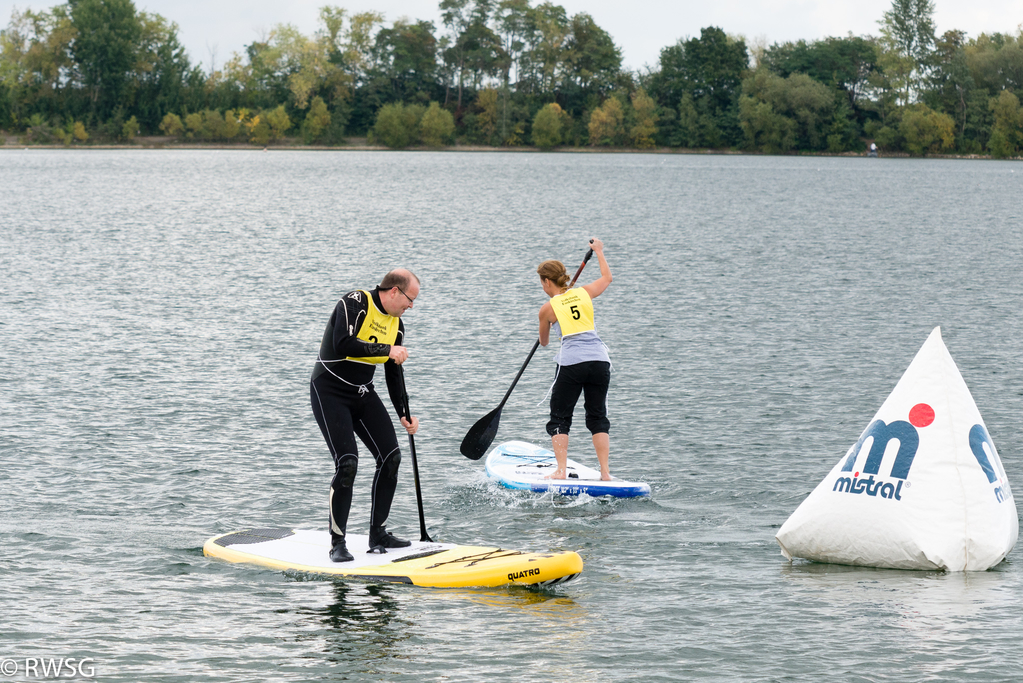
[545,469,567,480]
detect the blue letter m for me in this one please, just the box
[841,420,919,480]
[969,424,999,484]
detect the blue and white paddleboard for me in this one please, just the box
[485,440,651,498]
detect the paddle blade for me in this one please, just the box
[460,407,502,460]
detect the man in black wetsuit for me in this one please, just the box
[310,269,420,562]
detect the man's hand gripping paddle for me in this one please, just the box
[459,242,595,460]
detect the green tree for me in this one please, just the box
[439,0,503,108]
[762,36,879,109]
[302,96,332,143]
[739,68,837,151]
[522,2,569,95]
[159,112,183,135]
[926,29,973,144]
[53,118,72,144]
[338,10,388,133]
[183,111,202,137]
[862,59,902,128]
[200,109,226,139]
[471,87,499,144]
[900,104,954,155]
[630,88,658,148]
[121,114,138,140]
[953,32,1023,150]
[531,101,568,148]
[587,96,624,145]
[69,0,142,119]
[965,32,1023,97]
[330,8,384,92]
[461,21,506,92]
[827,96,862,152]
[675,93,699,147]
[649,27,748,147]
[249,117,271,145]
[1,8,78,124]
[372,19,439,103]
[738,94,795,152]
[24,111,55,142]
[419,101,454,145]
[872,116,905,152]
[494,0,530,136]
[987,90,1022,158]
[877,0,936,104]
[263,104,291,140]
[223,109,242,139]
[248,23,336,111]
[0,81,12,130]
[372,101,426,147]
[561,13,621,97]
[438,0,474,106]
[132,12,194,132]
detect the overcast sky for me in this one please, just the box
[3,0,1021,72]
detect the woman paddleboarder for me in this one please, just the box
[536,238,613,480]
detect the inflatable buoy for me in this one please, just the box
[776,327,1017,571]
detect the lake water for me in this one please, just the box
[2,149,1022,682]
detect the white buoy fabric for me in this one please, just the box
[776,327,1017,571]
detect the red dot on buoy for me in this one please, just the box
[909,403,935,428]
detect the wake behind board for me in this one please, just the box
[203,528,582,588]
[485,441,651,498]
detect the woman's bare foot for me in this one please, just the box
[545,469,567,480]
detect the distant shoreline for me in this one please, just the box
[1,134,1016,160]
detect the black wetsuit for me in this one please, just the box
[310,288,405,545]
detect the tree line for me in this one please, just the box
[1,0,1021,157]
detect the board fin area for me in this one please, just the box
[204,528,583,588]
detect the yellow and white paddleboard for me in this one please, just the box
[203,528,583,588]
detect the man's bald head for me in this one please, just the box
[379,269,420,291]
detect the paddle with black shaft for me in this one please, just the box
[459,242,595,460]
[397,364,432,542]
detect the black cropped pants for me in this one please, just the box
[546,360,611,436]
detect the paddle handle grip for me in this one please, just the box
[569,241,594,287]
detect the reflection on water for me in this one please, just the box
[781,561,1017,650]
[284,582,413,670]
[424,583,586,615]
[318,582,407,631]
[769,560,1023,679]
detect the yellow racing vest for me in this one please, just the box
[550,287,595,338]
[346,290,399,364]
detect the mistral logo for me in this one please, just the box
[970,423,1013,503]
[833,403,935,501]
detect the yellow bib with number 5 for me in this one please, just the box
[550,287,595,338]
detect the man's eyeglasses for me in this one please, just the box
[396,286,415,306]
